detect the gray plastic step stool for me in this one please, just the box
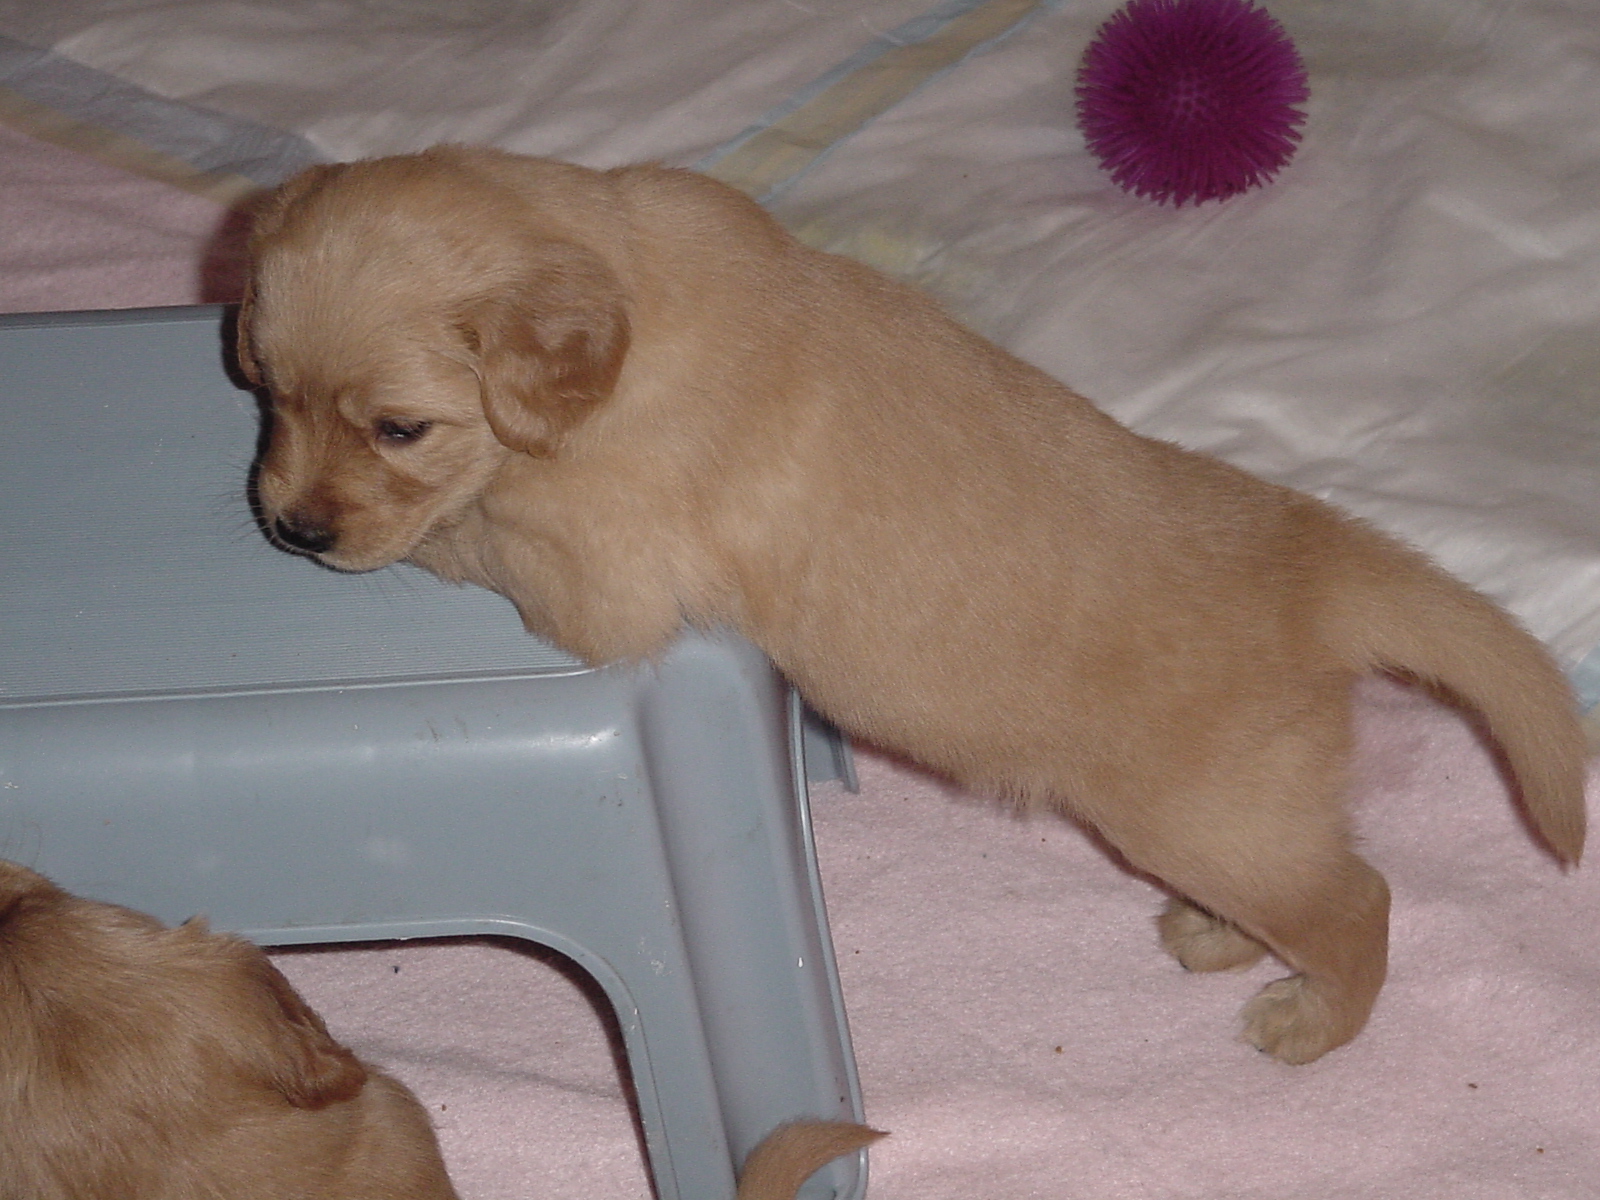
[0,306,866,1200]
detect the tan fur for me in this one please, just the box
[241,146,1589,1064]
[0,860,458,1200]
[737,1122,886,1200]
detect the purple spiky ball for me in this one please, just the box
[1075,0,1309,206]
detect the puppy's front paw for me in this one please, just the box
[1239,975,1356,1065]
[1158,899,1268,972]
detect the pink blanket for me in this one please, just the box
[4,125,1595,1200]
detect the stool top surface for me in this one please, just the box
[0,307,585,704]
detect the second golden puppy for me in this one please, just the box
[0,860,458,1200]
[240,146,1587,1065]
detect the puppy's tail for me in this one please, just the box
[1315,510,1588,864]
[737,1121,887,1200]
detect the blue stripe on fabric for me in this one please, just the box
[1571,643,1600,713]
[0,34,323,187]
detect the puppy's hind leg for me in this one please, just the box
[1231,849,1389,1064]
[1093,720,1390,1064]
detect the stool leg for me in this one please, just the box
[641,634,868,1200]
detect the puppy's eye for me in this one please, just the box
[374,417,433,445]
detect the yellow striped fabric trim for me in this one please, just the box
[701,0,1048,201]
[0,84,263,205]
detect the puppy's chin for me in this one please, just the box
[265,519,425,575]
[311,544,411,574]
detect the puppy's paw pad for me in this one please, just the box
[1239,976,1345,1065]
[1158,900,1268,972]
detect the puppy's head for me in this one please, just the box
[239,151,631,572]
[0,860,379,1196]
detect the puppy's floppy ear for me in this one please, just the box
[249,953,368,1108]
[459,241,631,457]
[195,925,368,1109]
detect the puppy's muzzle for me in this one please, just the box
[272,512,336,556]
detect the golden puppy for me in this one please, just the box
[239,146,1587,1065]
[0,860,458,1200]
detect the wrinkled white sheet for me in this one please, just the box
[3,0,1595,711]
[4,0,942,167]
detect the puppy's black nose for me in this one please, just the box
[273,515,336,555]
